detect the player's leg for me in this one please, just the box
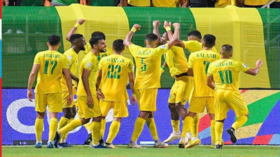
[164,81,181,143]
[83,120,92,145]
[47,93,63,148]
[226,90,249,144]
[206,97,216,147]
[214,89,228,149]
[105,101,128,148]
[34,93,47,148]
[60,105,77,146]
[99,100,113,145]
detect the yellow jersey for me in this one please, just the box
[207,59,250,91]
[77,52,99,96]
[61,48,78,92]
[164,46,188,77]
[78,42,113,72]
[34,50,69,94]
[99,54,133,101]
[128,44,169,89]
[128,0,150,6]
[189,50,221,97]
[183,40,218,53]
[153,0,178,7]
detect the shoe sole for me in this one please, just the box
[178,143,185,148]
[185,141,201,148]
[227,129,237,143]
[163,136,181,143]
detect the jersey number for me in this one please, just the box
[43,60,57,74]
[141,58,147,71]
[203,61,210,74]
[218,70,233,84]
[107,65,121,79]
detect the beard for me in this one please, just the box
[99,48,106,53]
[80,46,86,51]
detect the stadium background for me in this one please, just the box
[2,5,279,145]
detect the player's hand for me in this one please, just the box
[256,59,263,67]
[27,89,33,102]
[164,21,171,28]
[67,94,73,106]
[87,95,94,109]
[97,90,105,100]
[77,19,85,25]
[133,24,141,30]
[173,23,180,28]
[130,94,137,106]
[153,20,161,27]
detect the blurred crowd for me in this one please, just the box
[2,0,280,8]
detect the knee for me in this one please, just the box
[168,103,176,111]
[37,112,45,118]
[64,112,72,119]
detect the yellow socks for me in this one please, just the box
[91,121,101,145]
[61,118,73,142]
[190,114,200,137]
[146,118,159,141]
[131,117,146,142]
[59,119,82,135]
[83,122,92,134]
[215,121,224,145]
[211,120,216,145]
[100,118,106,139]
[232,116,248,130]
[171,120,180,132]
[35,118,43,142]
[182,116,193,138]
[48,118,58,142]
[106,121,120,144]
[58,117,69,142]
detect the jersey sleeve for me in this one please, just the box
[33,53,41,64]
[207,63,214,76]
[83,58,94,70]
[128,44,141,57]
[182,40,201,52]
[127,59,134,72]
[154,44,169,56]
[66,53,75,66]
[237,61,250,72]
[188,53,195,68]
[62,55,70,69]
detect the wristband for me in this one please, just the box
[165,26,171,32]
[74,23,80,28]
[131,27,137,33]
[161,66,166,70]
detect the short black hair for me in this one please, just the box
[146,33,158,42]
[89,36,104,48]
[48,35,60,46]
[70,34,83,43]
[188,30,202,39]
[113,39,124,53]
[203,34,216,48]
[222,44,233,52]
[91,31,106,40]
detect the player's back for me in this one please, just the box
[208,59,249,91]
[183,40,218,53]
[129,44,169,89]
[99,54,133,101]
[35,50,68,94]
[189,50,221,97]
[61,48,78,92]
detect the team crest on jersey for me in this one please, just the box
[67,55,72,61]
[86,62,92,68]
[160,44,167,49]
[242,63,248,68]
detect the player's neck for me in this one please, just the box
[48,47,58,51]
[203,47,212,50]
[72,46,80,53]
[114,52,122,55]
[91,49,100,56]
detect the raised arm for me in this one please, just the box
[66,19,85,41]
[166,23,180,48]
[27,64,40,102]
[245,59,263,76]
[124,24,141,47]
[153,20,161,44]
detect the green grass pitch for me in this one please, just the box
[2,145,279,157]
